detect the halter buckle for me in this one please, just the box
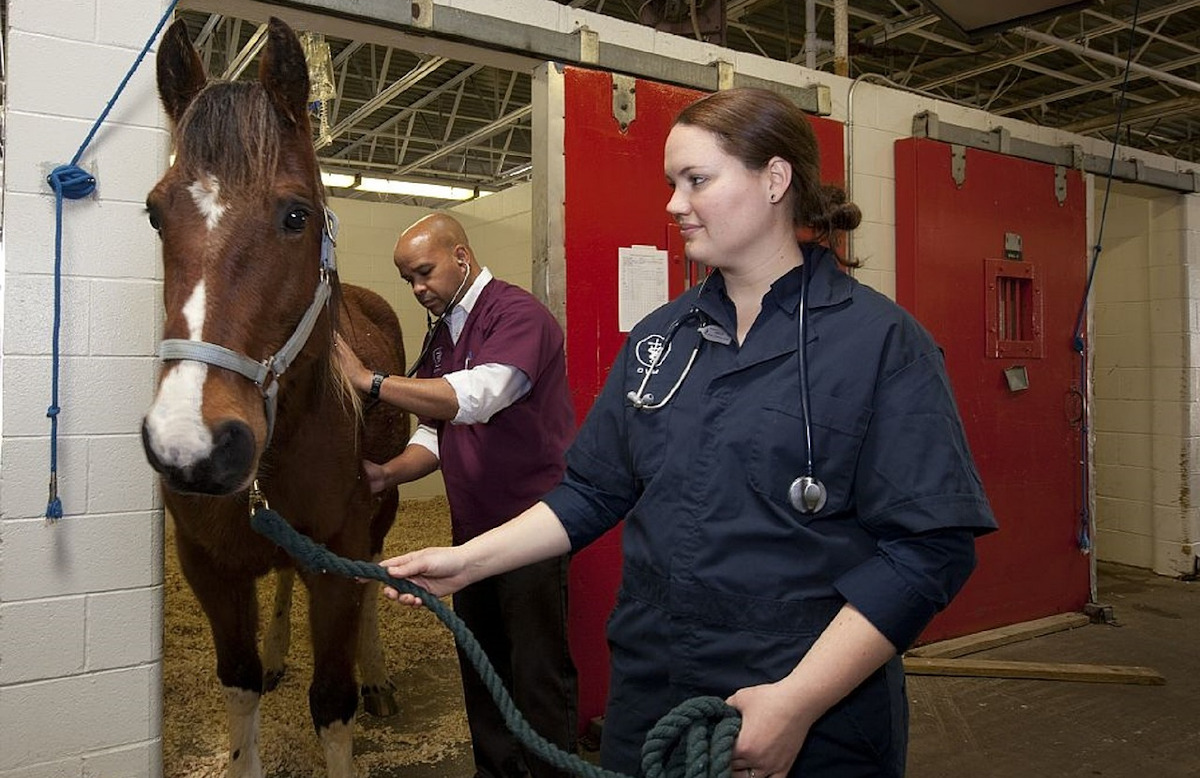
[258,355,279,397]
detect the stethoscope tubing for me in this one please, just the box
[627,260,827,514]
[404,267,472,378]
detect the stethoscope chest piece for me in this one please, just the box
[788,475,827,514]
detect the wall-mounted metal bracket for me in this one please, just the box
[575,25,599,65]
[911,110,1200,194]
[713,60,735,91]
[411,0,433,29]
[612,73,637,132]
[1055,166,1068,205]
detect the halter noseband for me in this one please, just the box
[157,208,340,444]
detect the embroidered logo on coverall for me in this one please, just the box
[634,334,672,374]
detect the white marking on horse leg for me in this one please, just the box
[145,280,214,469]
[262,567,295,686]
[223,686,263,778]
[189,174,227,231]
[319,719,355,778]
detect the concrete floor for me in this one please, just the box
[907,561,1199,777]
[368,561,1198,778]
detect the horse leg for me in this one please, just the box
[357,564,400,717]
[359,488,401,717]
[176,538,265,778]
[305,572,363,778]
[262,566,295,691]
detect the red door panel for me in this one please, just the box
[895,137,1091,643]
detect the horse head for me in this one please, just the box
[143,17,334,496]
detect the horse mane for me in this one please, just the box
[175,81,290,192]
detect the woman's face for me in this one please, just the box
[664,123,777,268]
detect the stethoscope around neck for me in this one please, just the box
[626,263,828,515]
[404,262,473,378]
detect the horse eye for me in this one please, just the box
[146,208,162,233]
[282,208,309,233]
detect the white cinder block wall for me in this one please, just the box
[0,1,171,776]
[1092,182,1200,576]
[329,182,533,499]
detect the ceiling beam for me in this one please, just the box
[1013,27,1200,96]
[221,22,268,80]
[328,63,486,160]
[1060,95,1200,134]
[315,55,449,149]
[392,105,532,177]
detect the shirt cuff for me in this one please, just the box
[408,424,439,459]
[834,556,940,651]
[443,363,532,424]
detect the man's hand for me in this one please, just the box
[362,459,391,494]
[333,335,372,393]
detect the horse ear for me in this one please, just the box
[156,19,207,125]
[259,17,311,128]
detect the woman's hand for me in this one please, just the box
[726,682,815,778]
[378,547,472,607]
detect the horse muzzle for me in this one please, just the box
[142,417,257,496]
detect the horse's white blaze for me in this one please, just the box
[145,279,213,467]
[319,719,355,778]
[223,686,263,778]
[189,175,226,231]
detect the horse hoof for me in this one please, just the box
[263,666,287,692]
[361,684,401,718]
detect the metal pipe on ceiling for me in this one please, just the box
[1013,27,1200,96]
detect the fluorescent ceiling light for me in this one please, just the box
[357,177,477,200]
[321,171,358,189]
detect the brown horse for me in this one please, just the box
[142,17,408,778]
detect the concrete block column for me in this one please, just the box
[0,1,171,775]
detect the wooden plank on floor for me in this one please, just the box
[903,657,1166,685]
[906,613,1091,659]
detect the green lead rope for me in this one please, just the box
[249,506,741,778]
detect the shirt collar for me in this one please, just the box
[692,244,852,323]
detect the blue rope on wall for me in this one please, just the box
[42,0,180,521]
[1068,0,1141,554]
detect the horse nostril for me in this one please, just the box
[208,420,257,491]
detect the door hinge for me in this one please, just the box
[951,144,966,188]
[1055,165,1068,205]
[612,74,637,132]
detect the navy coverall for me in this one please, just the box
[544,244,997,777]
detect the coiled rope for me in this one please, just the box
[42,0,181,520]
[249,506,741,778]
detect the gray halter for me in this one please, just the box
[157,208,339,444]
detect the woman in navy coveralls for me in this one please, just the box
[381,87,997,778]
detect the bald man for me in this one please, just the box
[337,213,579,778]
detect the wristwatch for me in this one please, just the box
[369,371,388,399]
